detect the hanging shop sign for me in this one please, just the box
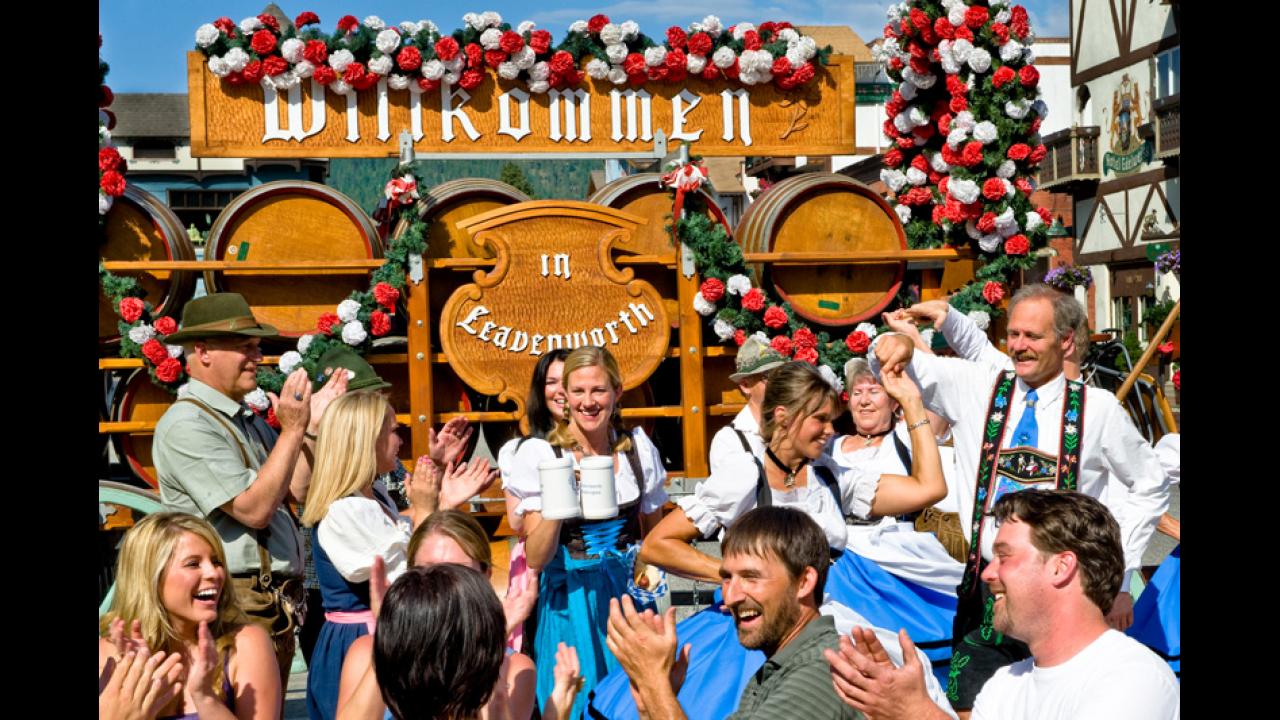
[187,51,855,158]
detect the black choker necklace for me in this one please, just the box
[765,447,805,488]
[855,426,894,443]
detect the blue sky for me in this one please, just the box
[99,1,1068,92]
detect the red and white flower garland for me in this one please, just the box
[99,34,126,218]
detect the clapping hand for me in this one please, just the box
[308,365,350,434]
[185,621,219,705]
[428,416,474,467]
[107,618,151,658]
[439,457,498,510]
[99,647,185,720]
[502,570,539,636]
[545,642,583,720]
[905,299,952,330]
[823,627,939,720]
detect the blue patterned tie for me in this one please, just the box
[1011,388,1039,447]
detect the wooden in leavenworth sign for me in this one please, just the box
[187,51,855,158]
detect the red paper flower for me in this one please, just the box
[142,339,169,365]
[991,23,1010,44]
[101,170,127,197]
[549,51,576,76]
[263,56,289,76]
[417,77,440,92]
[1172,370,1180,391]
[965,5,990,29]
[1019,65,1040,87]
[977,212,997,234]
[734,329,747,346]
[317,312,341,334]
[961,141,985,167]
[949,95,968,113]
[743,30,762,51]
[665,49,687,73]
[250,29,277,56]
[499,31,524,54]
[529,30,552,55]
[954,25,974,42]
[313,65,336,85]
[484,50,507,69]
[982,281,1005,305]
[623,53,646,77]
[908,56,931,76]
[374,282,400,310]
[884,148,904,168]
[155,357,183,383]
[1011,6,1030,38]
[266,407,281,430]
[1006,143,1031,161]
[118,297,145,323]
[793,327,817,351]
[933,17,955,40]
[794,347,819,364]
[845,331,871,354]
[587,14,610,34]
[700,278,725,303]
[370,311,391,337]
[458,69,484,90]
[1158,341,1174,355]
[99,147,122,172]
[667,26,688,50]
[1028,144,1048,164]
[242,60,264,83]
[763,306,789,329]
[1036,207,1053,224]
[771,335,794,356]
[788,62,816,87]
[435,37,460,62]
[931,205,945,225]
[303,39,328,65]
[1004,235,1030,256]
[1015,177,1034,195]
[337,15,358,34]
[465,43,483,69]
[256,13,279,32]
[213,17,237,36]
[992,65,1015,89]
[688,32,712,56]
[1030,116,1043,134]
[294,11,319,28]
[741,288,766,312]
[343,62,368,86]
[154,316,178,336]
[982,178,1007,201]
[397,46,422,72]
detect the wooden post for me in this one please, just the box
[675,244,709,479]
[406,270,434,460]
[1116,300,1179,403]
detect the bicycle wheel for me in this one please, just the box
[98,481,164,617]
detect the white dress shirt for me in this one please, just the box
[709,406,766,475]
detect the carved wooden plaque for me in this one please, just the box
[187,52,855,158]
[439,201,669,417]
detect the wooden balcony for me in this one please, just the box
[1037,126,1100,190]
[1153,94,1180,160]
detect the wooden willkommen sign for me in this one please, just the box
[440,201,669,418]
[187,52,855,158]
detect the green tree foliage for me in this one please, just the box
[498,162,537,198]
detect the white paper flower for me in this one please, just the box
[693,292,717,316]
[195,24,220,48]
[973,121,998,144]
[995,8,1012,24]
[599,23,623,45]
[965,220,982,240]
[951,39,974,63]
[732,22,756,41]
[796,36,817,60]
[337,299,362,323]
[687,53,707,74]
[1000,40,1024,63]
[894,112,917,134]
[940,54,961,75]
[443,71,460,86]
[297,334,314,354]
[778,28,800,43]
[620,20,640,39]
[995,208,1019,237]
[269,71,300,90]
[948,5,967,26]
[569,20,588,34]
[518,21,536,34]
[906,167,928,186]
[953,111,976,131]
[785,47,806,67]
[851,323,876,341]
[644,46,667,67]
[1024,211,1045,232]
[513,46,536,70]
[342,321,368,345]
[967,310,991,331]
[1003,99,1030,120]
[481,11,502,27]
[129,324,156,344]
[528,79,550,94]
[480,28,502,50]
[443,57,465,74]
[374,29,400,55]
[388,73,410,90]
[997,160,1017,179]
[903,68,937,89]
[278,350,303,374]
[726,274,752,296]
[586,58,610,80]
[224,47,250,72]
[880,169,907,193]
[329,49,354,73]
[929,152,950,173]
[207,55,230,77]
[330,79,352,95]
[967,48,992,73]
[701,15,723,36]
[948,178,980,205]
[713,318,736,341]
[898,80,918,102]
[498,61,520,80]
[239,17,262,34]
[946,128,969,148]
[818,364,844,393]
[1003,178,1017,198]
[399,21,419,35]
[369,55,393,75]
[422,59,445,80]
[607,66,628,85]
[463,13,484,31]
[712,46,737,69]
[167,344,183,359]
[99,193,114,215]
[530,61,550,81]
[990,0,1011,7]
[895,203,913,225]
[363,15,385,30]
[599,43,626,65]
[277,38,304,64]
[979,233,1002,252]
[244,388,270,411]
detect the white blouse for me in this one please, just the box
[501,428,669,517]
[316,495,412,585]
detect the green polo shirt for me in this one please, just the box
[728,614,863,720]
[153,378,304,576]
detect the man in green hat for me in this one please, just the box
[154,292,348,683]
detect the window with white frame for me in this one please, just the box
[1155,47,1179,99]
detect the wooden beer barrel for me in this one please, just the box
[98,185,197,352]
[393,178,532,260]
[204,181,383,339]
[735,173,906,327]
[110,368,175,489]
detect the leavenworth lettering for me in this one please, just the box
[455,302,657,355]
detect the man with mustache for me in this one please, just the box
[606,506,858,719]
[870,284,1169,717]
[824,491,1178,719]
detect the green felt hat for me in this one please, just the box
[312,345,392,393]
[163,293,279,344]
[730,335,788,383]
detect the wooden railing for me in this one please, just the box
[1038,126,1100,189]
[1153,94,1180,159]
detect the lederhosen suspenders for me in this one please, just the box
[956,372,1087,600]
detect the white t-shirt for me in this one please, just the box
[501,429,669,517]
[972,630,1180,720]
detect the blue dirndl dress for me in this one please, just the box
[305,526,373,720]
[1127,544,1180,679]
